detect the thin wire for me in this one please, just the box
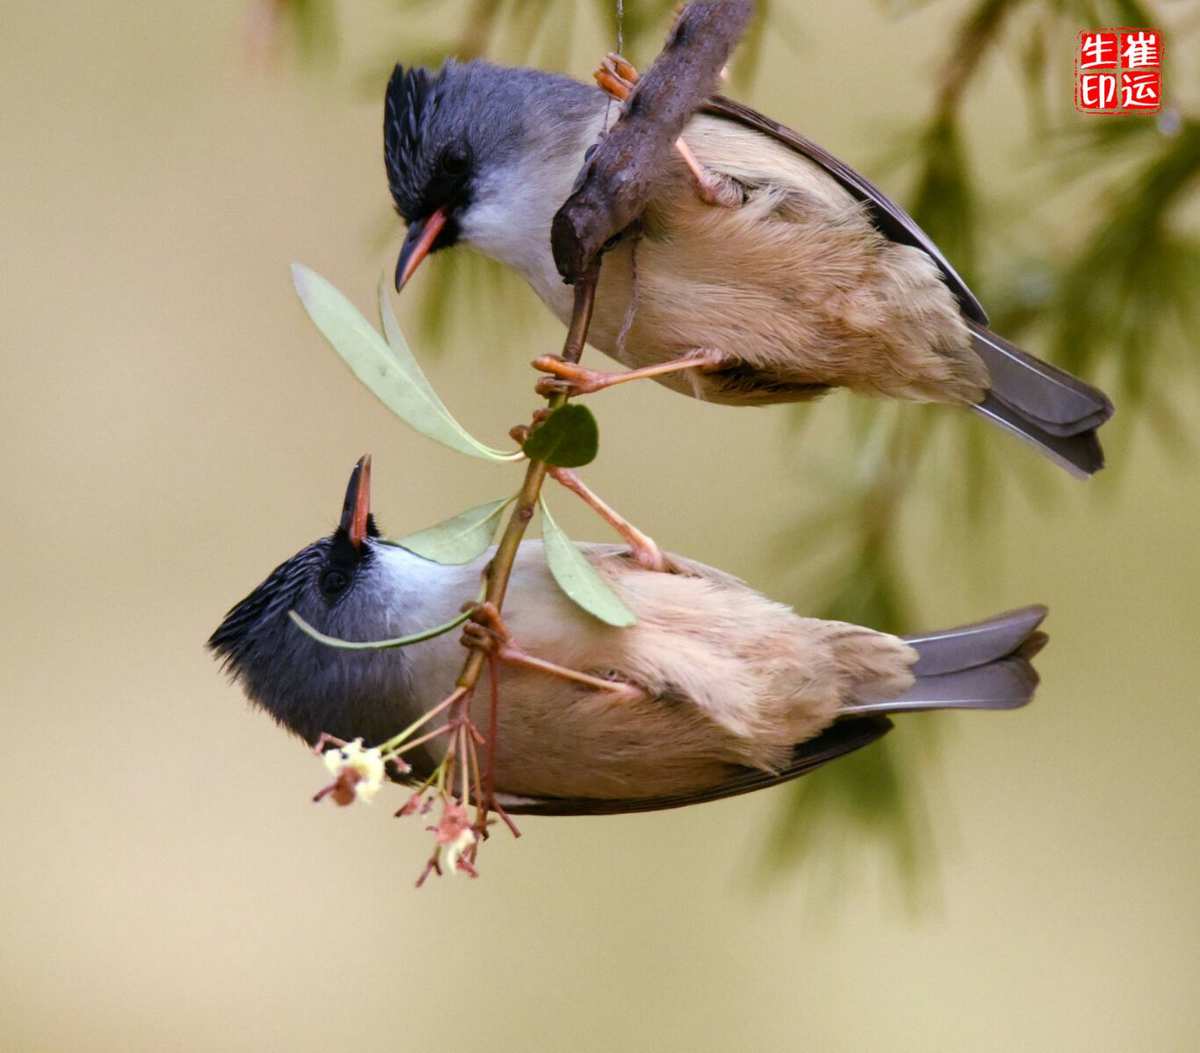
[608,0,639,357]
[603,0,624,131]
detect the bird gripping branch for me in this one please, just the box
[551,0,755,283]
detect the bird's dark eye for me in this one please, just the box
[439,150,469,177]
[319,567,351,600]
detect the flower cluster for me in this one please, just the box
[309,688,512,885]
[313,738,386,806]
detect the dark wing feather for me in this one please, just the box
[701,95,989,326]
[493,716,893,817]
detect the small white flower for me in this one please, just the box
[430,802,477,877]
[438,826,476,876]
[320,739,385,805]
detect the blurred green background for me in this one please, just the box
[2,1,1198,1049]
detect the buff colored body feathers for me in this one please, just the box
[583,114,989,407]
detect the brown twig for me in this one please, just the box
[424,262,600,837]
[551,0,754,282]
[454,263,600,694]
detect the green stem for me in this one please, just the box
[385,261,600,820]
[387,722,453,760]
[378,686,467,756]
[455,259,601,690]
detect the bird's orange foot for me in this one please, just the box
[594,53,639,101]
[594,54,742,208]
[533,349,734,399]
[463,602,643,702]
[532,356,626,397]
[460,601,512,654]
[548,467,670,574]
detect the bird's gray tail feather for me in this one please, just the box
[968,321,1113,478]
[843,605,1048,716]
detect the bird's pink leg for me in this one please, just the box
[547,467,669,573]
[462,602,644,703]
[594,53,744,208]
[533,347,731,398]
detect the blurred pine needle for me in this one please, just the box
[777,0,1196,897]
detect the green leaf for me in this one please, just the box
[522,404,599,467]
[377,272,455,415]
[287,606,471,650]
[390,496,513,565]
[291,264,521,463]
[539,497,636,628]
[376,274,524,462]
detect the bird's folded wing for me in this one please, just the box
[702,95,988,327]
[493,716,893,816]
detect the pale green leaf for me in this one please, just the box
[376,273,525,462]
[390,496,513,565]
[291,263,521,462]
[522,404,599,467]
[377,271,455,415]
[539,497,637,628]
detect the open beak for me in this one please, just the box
[394,207,448,291]
[339,454,372,551]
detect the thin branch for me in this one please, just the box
[551,0,754,282]
[430,263,600,844]
[454,263,600,691]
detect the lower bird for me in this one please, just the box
[383,55,1113,478]
[208,459,1048,814]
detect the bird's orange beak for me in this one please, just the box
[394,207,448,291]
[339,455,372,551]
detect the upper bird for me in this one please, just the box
[383,57,1114,477]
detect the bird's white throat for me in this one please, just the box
[456,108,609,323]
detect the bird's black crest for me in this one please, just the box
[381,59,603,230]
[384,64,441,221]
[208,513,380,677]
[207,541,328,677]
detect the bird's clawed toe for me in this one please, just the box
[532,355,615,396]
[594,53,639,101]
[535,377,581,398]
[460,620,499,654]
[464,600,645,700]
[461,601,511,655]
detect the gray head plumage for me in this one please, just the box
[207,459,417,747]
[383,60,603,256]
